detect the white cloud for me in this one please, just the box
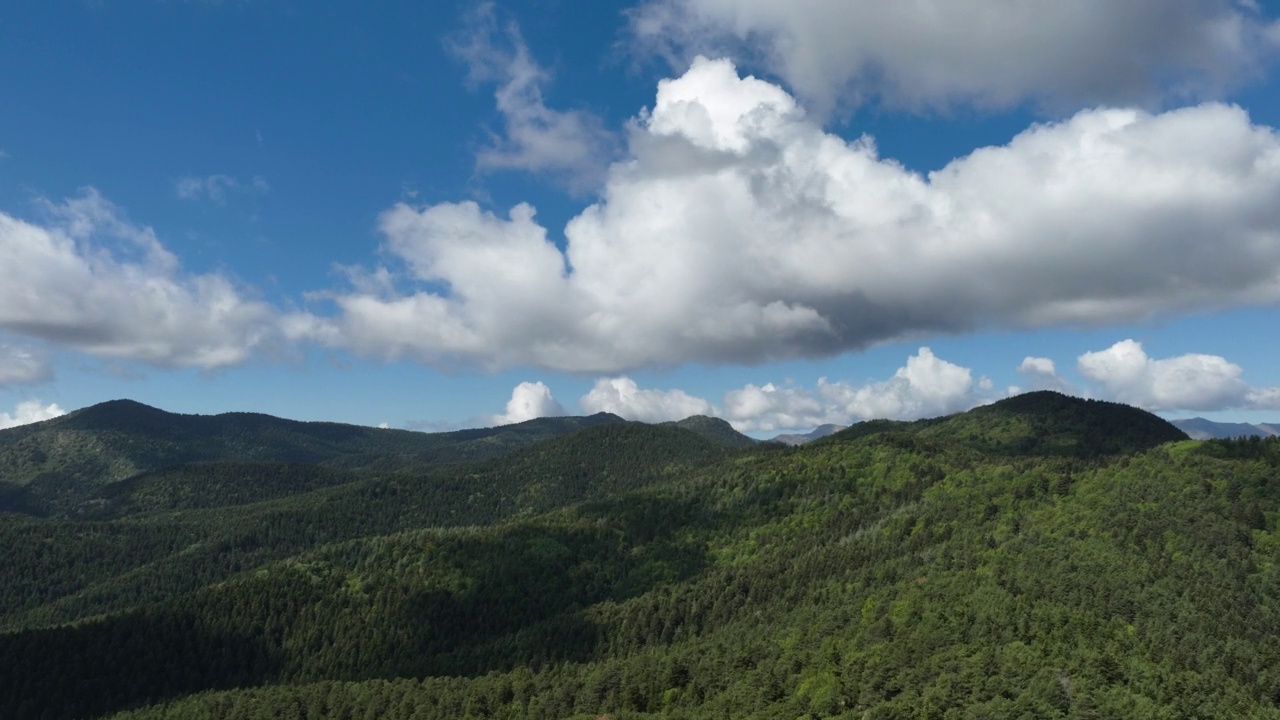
[291,201,572,370]
[491,380,566,425]
[175,174,270,203]
[579,377,715,423]
[0,400,65,430]
[1019,357,1056,377]
[1017,355,1071,392]
[1247,387,1280,410]
[0,345,53,386]
[1077,339,1280,411]
[296,58,1280,373]
[629,0,1280,114]
[449,3,619,192]
[819,347,984,422]
[0,189,280,368]
[723,381,843,432]
[723,347,988,431]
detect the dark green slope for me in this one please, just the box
[7,395,1278,720]
[360,411,627,468]
[96,436,1280,720]
[0,420,728,633]
[820,391,1187,458]
[816,417,910,445]
[921,390,1188,456]
[661,415,757,448]
[0,399,412,489]
[82,462,366,519]
[0,400,624,517]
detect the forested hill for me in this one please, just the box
[0,400,625,516]
[661,415,758,448]
[823,390,1188,457]
[9,391,1280,719]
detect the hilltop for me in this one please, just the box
[661,415,757,448]
[819,391,1187,457]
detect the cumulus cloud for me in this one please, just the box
[723,381,843,432]
[723,347,988,432]
[1019,357,1056,377]
[491,380,566,425]
[579,377,715,423]
[449,2,620,192]
[567,347,987,432]
[818,348,985,423]
[629,0,1280,114]
[0,400,65,430]
[291,201,573,370]
[0,189,280,368]
[297,58,1280,373]
[1078,339,1280,411]
[0,345,53,386]
[1247,387,1280,410]
[175,174,270,203]
[1017,356,1071,393]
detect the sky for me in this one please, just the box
[2,0,1280,436]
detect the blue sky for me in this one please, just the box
[2,0,1280,434]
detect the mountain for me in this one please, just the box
[6,391,1280,719]
[1171,417,1280,440]
[662,415,757,447]
[818,391,1188,457]
[918,391,1189,455]
[0,400,625,516]
[770,423,847,445]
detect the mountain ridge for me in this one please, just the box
[0,400,627,516]
[661,415,757,448]
[814,390,1187,458]
[1171,416,1280,440]
[770,423,848,446]
[1,392,1186,508]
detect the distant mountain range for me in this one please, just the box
[1170,417,1280,439]
[0,400,757,517]
[0,399,628,488]
[770,423,848,445]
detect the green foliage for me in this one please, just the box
[4,395,1280,720]
[84,462,365,518]
[661,416,757,448]
[0,420,728,632]
[0,400,625,517]
[921,390,1188,457]
[821,390,1187,458]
